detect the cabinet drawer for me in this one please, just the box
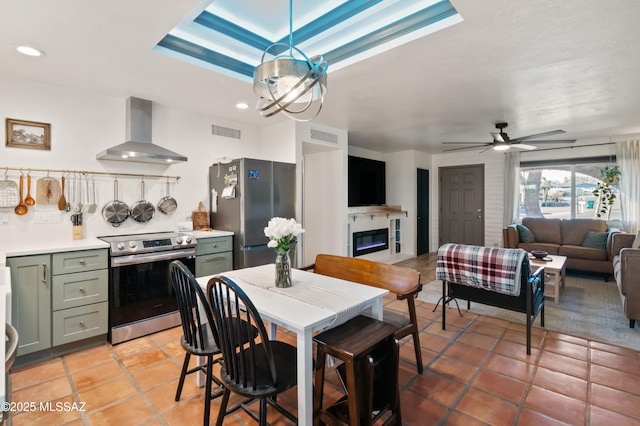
[196,236,233,256]
[52,269,108,310]
[52,302,108,346]
[196,251,233,277]
[52,249,108,275]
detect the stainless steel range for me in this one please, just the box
[99,232,197,344]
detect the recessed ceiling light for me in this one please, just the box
[236,102,249,110]
[16,45,45,57]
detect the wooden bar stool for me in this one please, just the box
[313,315,401,426]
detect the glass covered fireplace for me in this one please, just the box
[352,228,389,257]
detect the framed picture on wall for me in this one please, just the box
[5,118,51,150]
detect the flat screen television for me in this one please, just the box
[348,155,386,206]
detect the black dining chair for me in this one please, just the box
[206,275,298,426]
[169,260,224,426]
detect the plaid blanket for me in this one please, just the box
[436,243,529,296]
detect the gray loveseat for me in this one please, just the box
[503,218,620,275]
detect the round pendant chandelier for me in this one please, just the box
[253,0,328,122]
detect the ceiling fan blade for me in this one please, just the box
[512,144,536,150]
[479,146,494,154]
[512,130,566,142]
[442,142,488,145]
[443,144,491,152]
[518,139,576,144]
[490,132,505,143]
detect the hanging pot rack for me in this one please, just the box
[1,165,180,182]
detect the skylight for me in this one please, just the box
[154,0,462,82]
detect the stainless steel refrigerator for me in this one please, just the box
[209,158,296,269]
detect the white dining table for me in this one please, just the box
[196,263,388,426]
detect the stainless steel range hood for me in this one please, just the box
[96,97,187,164]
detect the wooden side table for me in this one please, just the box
[530,254,567,303]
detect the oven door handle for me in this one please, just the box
[111,249,196,267]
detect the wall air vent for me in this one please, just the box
[212,124,242,140]
[310,129,338,144]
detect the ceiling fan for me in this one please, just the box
[442,123,576,153]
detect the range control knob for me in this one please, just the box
[185,236,193,244]
[176,237,183,244]
[117,242,125,250]
[129,241,137,249]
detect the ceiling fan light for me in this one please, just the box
[493,142,510,151]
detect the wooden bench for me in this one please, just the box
[302,254,423,374]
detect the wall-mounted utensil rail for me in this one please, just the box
[1,165,180,182]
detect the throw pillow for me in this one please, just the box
[633,231,640,249]
[516,224,536,243]
[583,231,608,250]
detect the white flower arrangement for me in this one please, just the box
[264,217,305,252]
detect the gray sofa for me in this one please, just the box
[611,233,640,328]
[503,217,620,275]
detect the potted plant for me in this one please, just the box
[592,165,621,220]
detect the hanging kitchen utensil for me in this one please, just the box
[86,175,98,213]
[70,174,82,213]
[14,173,28,215]
[102,178,129,227]
[0,169,19,208]
[24,172,35,206]
[58,174,67,211]
[64,174,70,212]
[35,175,61,205]
[81,175,91,213]
[158,179,177,215]
[130,178,155,223]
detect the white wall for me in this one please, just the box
[302,149,344,263]
[298,122,349,264]
[0,73,265,244]
[259,121,296,163]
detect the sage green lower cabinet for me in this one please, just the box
[7,255,52,356]
[195,236,233,277]
[8,248,109,358]
[51,249,109,346]
[52,302,108,346]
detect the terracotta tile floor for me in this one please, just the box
[8,254,640,425]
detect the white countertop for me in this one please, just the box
[188,229,234,238]
[3,238,110,259]
[1,229,233,261]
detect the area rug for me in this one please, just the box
[418,275,640,352]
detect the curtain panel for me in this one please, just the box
[616,139,640,233]
[503,151,520,227]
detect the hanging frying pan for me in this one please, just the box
[130,179,155,223]
[102,178,129,227]
[158,180,177,215]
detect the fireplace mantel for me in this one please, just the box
[348,205,407,221]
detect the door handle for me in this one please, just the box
[42,263,47,283]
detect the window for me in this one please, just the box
[519,157,620,221]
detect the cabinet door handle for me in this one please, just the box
[212,244,218,248]
[79,259,86,265]
[42,263,47,283]
[203,255,225,262]
[79,321,85,327]
[79,287,85,293]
